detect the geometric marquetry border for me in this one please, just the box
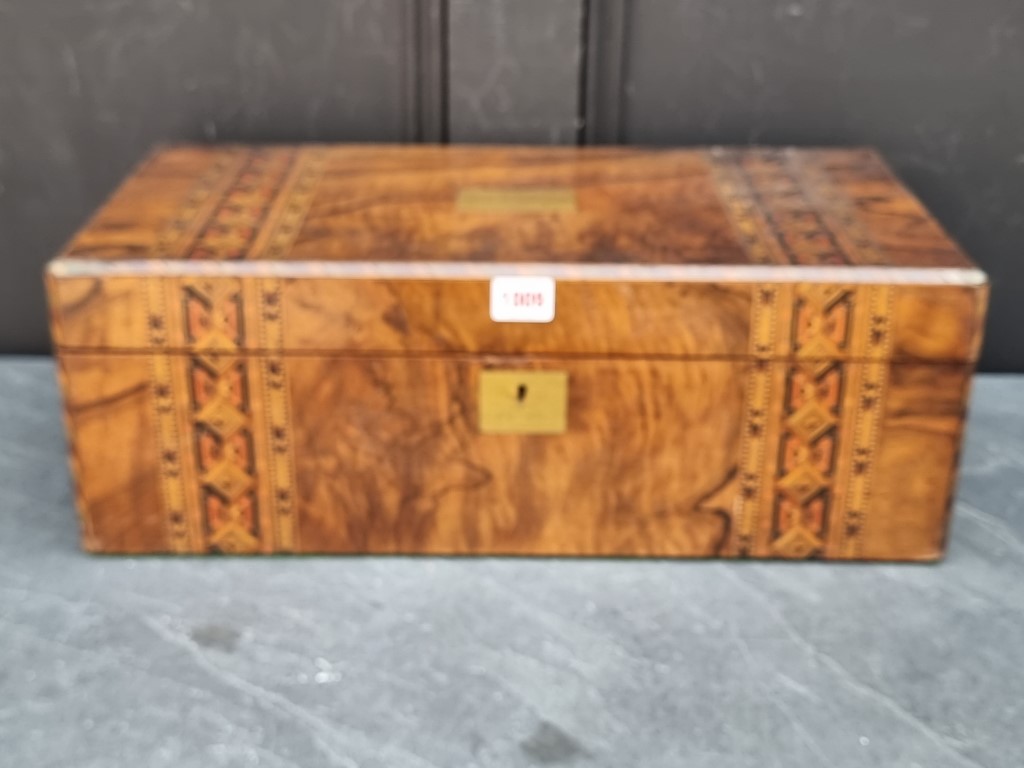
[182,278,261,553]
[836,285,893,558]
[714,147,897,559]
[146,275,302,555]
[256,277,298,552]
[732,284,778,556]
[732,283,894,559]
[146,276,194,553]
[771,286,854,558]
[708,146,886,268]
[145,148,324,552]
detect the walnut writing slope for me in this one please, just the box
[46,145,987,559]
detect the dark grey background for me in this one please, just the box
[1,0,1020,370]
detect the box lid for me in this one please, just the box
[47,144,987,363]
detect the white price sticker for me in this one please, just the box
[489,276,556,323]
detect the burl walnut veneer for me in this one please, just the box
[46,145,987,559]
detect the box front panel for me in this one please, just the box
[56,350,972,560]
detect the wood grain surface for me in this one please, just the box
[61,145,976,268]
[46,144,988,559]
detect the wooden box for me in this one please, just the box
[46,145,987,559]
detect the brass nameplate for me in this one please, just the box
[457,187,576,213]
[479,370,568,434]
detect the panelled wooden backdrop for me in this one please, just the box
[1,0,1022,368]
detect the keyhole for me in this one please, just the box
[517,384,528,402]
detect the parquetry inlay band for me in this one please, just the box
[837,285,893,557]
[146,147,320,551]
[771,285,854,558]
[182,278,260,552]
[146,276,193,552]
[730,282,894,559]
[733,285,779,555]
[255,277,298,552]
[709,148,881,267]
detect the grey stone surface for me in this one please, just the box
[0,358,1022,767]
